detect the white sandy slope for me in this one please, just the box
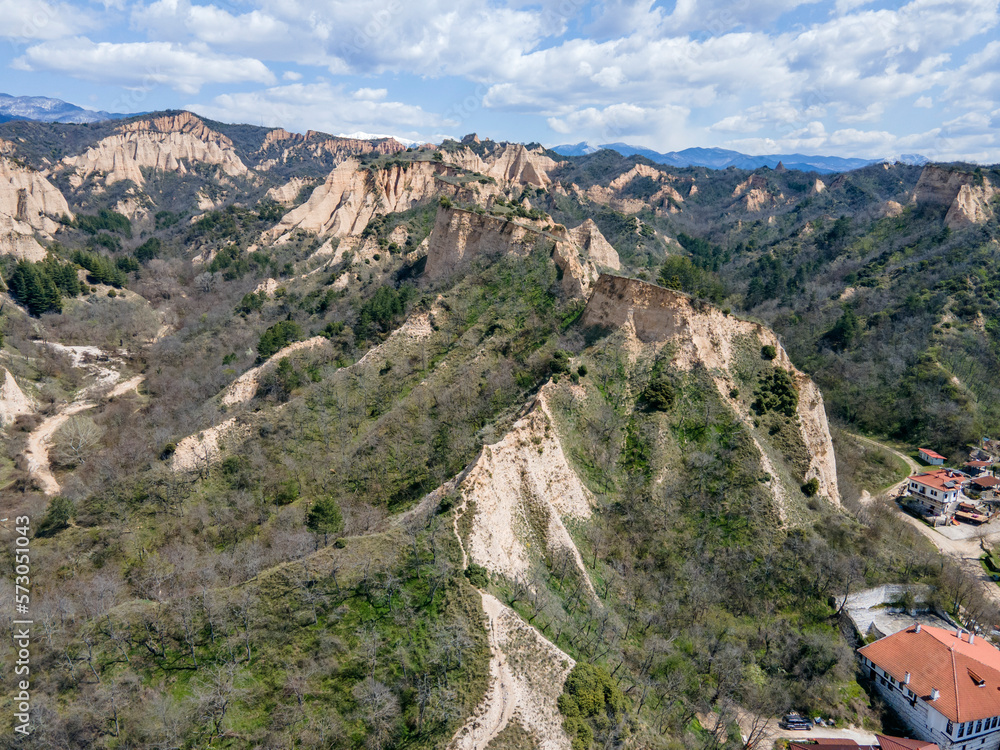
[221,336,330,407]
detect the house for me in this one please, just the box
[967,476,1000,494]
[789,736,939,750]
[858,624,1000,750]
[906,469,967,517]
[919,448,947,465]
[964,461,995,478]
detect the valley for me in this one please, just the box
[0,112,998,750]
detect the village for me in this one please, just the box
[765,442,1000,750]
[900,445,1000,527]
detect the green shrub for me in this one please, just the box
[802,478,820,497]
[134,237,161,262]
[37,497,74,537]
[558,664,627,750]
[751,369,798,418]
[642,377,676,411]
[257,320,303,360]
[274,480,300,506]
[464,563,489,588]
[761,345,777,360]
[306,496,344,544]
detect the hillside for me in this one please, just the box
[0,112,997,749]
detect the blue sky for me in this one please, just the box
[2,0,999,161]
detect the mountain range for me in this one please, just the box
[0,92,130,124]
[551,141,931,173]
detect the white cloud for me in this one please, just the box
[282,71,302,81]
[0,0,96,39]
[188,82,450,142]
[13,38,276,94]
[915,95,933,108]
[352,87,387,101]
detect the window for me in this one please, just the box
[960,725,966,738]
[948,721,955,735]
[977,721,983,734]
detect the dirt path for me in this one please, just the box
[24,343,139,495]
[450,592,518,750]
[845,432,1000,607]
[846,431,919,499]
[24,401,96,495]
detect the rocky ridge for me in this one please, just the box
[913,165,997,229]
[424,207,620,297]
[581,275,840,514]
[57,111,248,187]
[0,152,73,258]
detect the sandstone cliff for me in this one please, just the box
[424,207,613,297]
[731,175,783,212]
[0,367,35,427]
[59,111,248,187]
[448,143,561,188]
[265,159,497,243]
[576,163,684,215]
[580,275,840,512]
[0,154,72,258]
[255,128,406,170]
[913,165,996,229]
[265,176,314,206]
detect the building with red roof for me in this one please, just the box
[920,449,948,465]
[859,624,1000,750]
[789,736,939,750]
[906,469,967,517]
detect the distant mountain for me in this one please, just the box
[0,93,130,124]
[336,130,420,147]
[550,141,600,156]
[551,141,929,174]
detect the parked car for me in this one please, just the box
[779,714,813,731]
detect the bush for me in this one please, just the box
[801,478,820,497]
[751,369,798,418]
[761,345,777,360]
[134,237,161,262]
[257,320,303,360]
[37,497,74,537]
[306,496,344,544]
[464,563,489,588]
[558,664,627,750]
[274,480,300,506]
[76,209,132,238]
[642,377,676,411]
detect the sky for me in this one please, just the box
[1,0,999,162]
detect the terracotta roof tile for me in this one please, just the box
[876,734,939,750]
[859,625,1000,723]
[920,449,947,460]
[910,469,968,492]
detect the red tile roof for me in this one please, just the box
[876,735,939,750]
[909,469,967,492]
[965,461,993,468]
[920,448,947,460]
[860,625,1000,723]
[970,477,1000,488]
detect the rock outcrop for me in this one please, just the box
[913,166,996,229]
[424,207,608,297]
[581,275,840,510]
[0,368,35,427]
[0,154,72,258]
[265,159,497,243]
[265,176,313,206]
[452,389,594,592]
[731,175,782,212]
[255,128,407,170]
[575,163,684,215]
[221,336,330,407]
[566,219,620,270]
[449,143,561,188]
[59,111,248,187]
